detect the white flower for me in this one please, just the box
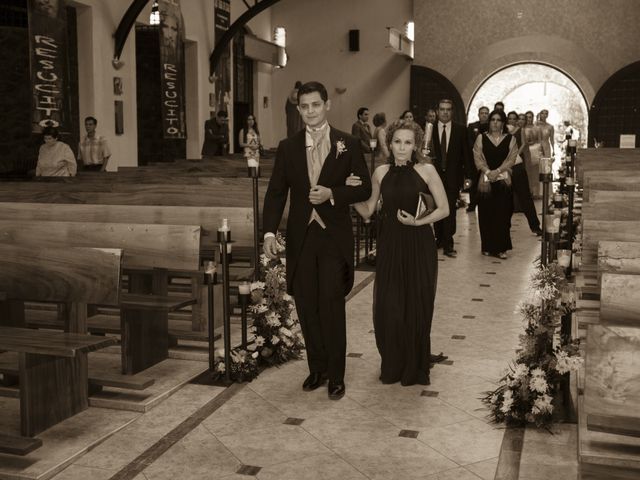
[249,304,269,314]
[555,350,583,374]
[336,139,348,158]
[529,375,549,394]
[512,363,529,380]
[216,362,225,372]
[271,335,280,345]
[251,351,259,359]
[282,293,292,302]
[255,335,265,347]
[279,327,293,338]
[530,367,545,378]
[266,312,281,327]
[251,281,266,291]
[532,394,554,415]
[500,389,514,414]
[260,254,270,266]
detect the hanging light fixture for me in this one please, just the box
[149,0,160,25]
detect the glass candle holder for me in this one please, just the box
[557,249,571,267]
[369,139,378,150]
[545,214,561,233]
[238,282,251,295]
[566,176,575,186]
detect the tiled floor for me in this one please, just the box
[51,207,547,480]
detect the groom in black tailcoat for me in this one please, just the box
[262,81,372,399]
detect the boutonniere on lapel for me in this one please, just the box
[335,139,347,158]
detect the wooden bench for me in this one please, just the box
[0,327,116,438]
[575,148,640,184]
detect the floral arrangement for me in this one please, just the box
[483,263,582,427]
[213,233,305,382]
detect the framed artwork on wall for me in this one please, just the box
[113,77,123,95]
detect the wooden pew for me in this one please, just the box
[575,148,640,184]
[0,245,122,441]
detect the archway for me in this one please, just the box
[468,63,589,149]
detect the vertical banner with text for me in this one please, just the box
[214,0,231,114]
[28,0,70,133]
[159,0,186,139]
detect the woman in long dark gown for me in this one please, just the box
[473,110,518,259]
[347,120,449,386]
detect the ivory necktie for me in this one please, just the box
[309,129,325,185]
[440,124,447,171]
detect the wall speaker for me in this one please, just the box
[348,29,359,52]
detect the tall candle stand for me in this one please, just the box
[238,282,251,348]
[248,159,261,281]
[539,157,553,266]
[204,260,217,373]
[217,219,233,384]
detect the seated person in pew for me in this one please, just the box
[35,126,77,177]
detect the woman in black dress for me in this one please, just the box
[473,110,518,259]
[347,120,449,386]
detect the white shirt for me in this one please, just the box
[437,121,452,151]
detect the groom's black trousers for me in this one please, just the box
[292,222,348,382]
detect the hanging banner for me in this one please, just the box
[28,0,70,133]
[159,0,186,139]
[214,0,231,114]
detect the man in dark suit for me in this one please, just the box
[432,99,475,258]
[262,82,372,399]
[351,107,373,154]
[466,106,490,212]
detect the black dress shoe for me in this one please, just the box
[430,352,448,364]
[328,381,345,400]
[443,249,457,258]
[302,372,327,391]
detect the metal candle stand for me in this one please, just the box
[204,264,218,373]
[217,227,233,385]
[238,289,250,348]
[539,171,553,266]
[248,165,261,281]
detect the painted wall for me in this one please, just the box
[270,0,413,143]
[70,0,274,167]
[414,0,640,109]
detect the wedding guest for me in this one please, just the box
[35,126,77,177]
[473,110,517,259]
[426,109,437,125]
[494,101,505,112]
[348,120,449,386]
[372,112,390,167]
[537,109,555,158]
[285,80,304,138]
[432,98,475,257]
[78,116,111,172]
[238,114,261,162]
[507,111,542,236]
[522,110,542,197]
[351,107,373,153]
[202,110,229,157]
[466,106,490,212]
[262,81,371,400]
[400,110,414,122]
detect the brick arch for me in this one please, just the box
[451,34,604,108]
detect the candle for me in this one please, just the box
[566,176,575,186]
[557,249,571,267]
[540,157,553,175]
[369,138,378,150]
[424,122,433,145]
[219,243,232,253]
[545,214,561,233]
[219,218,229,232]
[238,282,251,295]
[247,158,259,168]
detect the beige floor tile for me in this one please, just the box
[464,456,498,480]
[423,466,484,479]
[256,453,368,480]
[142,425,241,480]
[418,418,504,465]
[216,423,331,468]
[50,464,115,480]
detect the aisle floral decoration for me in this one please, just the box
[213,233,305,382]
[482,262,582,427]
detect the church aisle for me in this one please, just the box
[51,208,541,480]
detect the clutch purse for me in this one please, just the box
[415,192,436,220]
